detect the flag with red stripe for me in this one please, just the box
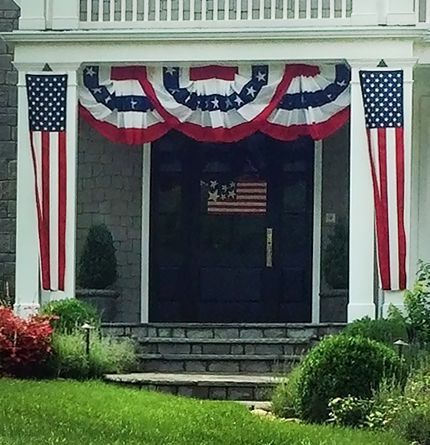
[26,74,68,291]
[360,70,407,291]
[207,179,267,215]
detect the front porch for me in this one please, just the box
[7,0,430,325]
[11,55,417,325]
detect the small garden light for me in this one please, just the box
[393,339,409,359]
[81,323,95,356]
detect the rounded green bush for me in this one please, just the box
[296,335,406,423]
[342,316,408,346]
[40,298,100,333]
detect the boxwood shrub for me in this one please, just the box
[41,298,100,333]
[295,335,406,423]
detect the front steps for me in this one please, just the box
[102,323,345,400]
[104,373,278,401]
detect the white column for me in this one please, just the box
[312,141,323,324]
[347,60,377,322]
[47,63,81,302]
[382,59,416,316]
[51,0,80,30]
[14,64,44,318]
[14,0,46,30]
[140,143,151,323]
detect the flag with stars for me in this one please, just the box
[207,179,267,215]
[26,74,68,291]
[79,64,350,144]
[360,69,407,291]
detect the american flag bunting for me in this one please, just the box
[360,70,407,291]
[26,74,68,291]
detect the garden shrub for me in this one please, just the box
[40,298,100,333]
[272,366,301,418]
[342,316,408,346]
[295,335,406,423]
[328,396,372,428]
[48,330,136,379]
[78,224,118,289]
[390,403,430,445]
[404,261,430,345]
[0,307,54,377]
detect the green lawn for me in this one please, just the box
[0,379,406,445]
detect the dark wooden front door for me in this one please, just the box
[150,132,314,322]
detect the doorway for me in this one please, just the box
[149,132,314,322]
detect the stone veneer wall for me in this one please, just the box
[0,1,19,301]
[77,121,143,322]
[320,124,350,322]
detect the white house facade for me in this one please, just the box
[4,0,430,326]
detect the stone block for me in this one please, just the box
[254,344,284,355]
[177,386,195,397]
[191,386,210,399]
[0,233,11,253]
[158,343,190,355]
[184,360,207,372]
[213,328,239,338]
[227,387,254,401]
[0,55,12,69]
[263,328,286,338]
[187,328,214,339]
[208,361,239,373]
[202,343,230,355]
[244,344,256,355]
[191,344,203,354]
[143,360,185,373]
[6,70,17,85]
[239,360,271,374]
[0,202,7,218]
[239,328,264,339]
[231,344,244,354]
[157,327,172,337]
[287,328,316,339]
[7,160,16,179]
[156,385,177,395]
[209,387,227,400]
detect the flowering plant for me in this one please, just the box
[0,307,55,377]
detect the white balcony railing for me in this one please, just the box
[79,0,352,27]
[14,0,423,30]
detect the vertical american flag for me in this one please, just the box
[207,179,267,214]
[26,74,68,291]
[360,70,407,291]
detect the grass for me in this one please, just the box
[0,379,407,445]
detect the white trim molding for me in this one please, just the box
[140,143,152,323]
[312,141,323,323]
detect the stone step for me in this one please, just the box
[139,353,301,374]
[137,337,311,356]
[102,322,345,341]
[104,372,279,401]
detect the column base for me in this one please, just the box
[347,303,376,322]
[382,290,406,317]
[14,303,40,318]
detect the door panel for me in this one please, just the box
[150,132,314,322]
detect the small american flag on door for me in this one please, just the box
[207,179,267,215]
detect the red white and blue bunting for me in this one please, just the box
[79,63,350,144]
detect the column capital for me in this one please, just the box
[47,62,82,73]
[348,58,418,69]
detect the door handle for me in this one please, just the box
[266,228,273,268]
